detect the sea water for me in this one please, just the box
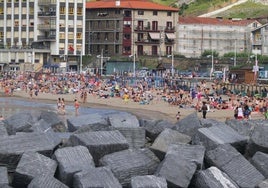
[0,97,120,119]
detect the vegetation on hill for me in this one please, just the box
[179,0,239,16]
[153,0,268,19]
[213,1,268,19]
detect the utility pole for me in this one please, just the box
[100,49,103,76]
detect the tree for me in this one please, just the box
[201,50,219,58]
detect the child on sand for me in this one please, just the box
[176,111,181,121]
[74,99,80,116]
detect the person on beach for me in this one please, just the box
[61,98,66,115]
[74,99,80,116]
[176,111,181,121]
[57,98,62,112]
[237,105,244,120]
[201,101,208,119]
[29,88,33,99]
[82,90,87,103]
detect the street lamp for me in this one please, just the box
[251,54,258,84]
[97,49,105,76]
[234,40,237,67]
[129,53,136,77]
[167,51,174,77]
[207,52,214,80]
[79,50,83,74]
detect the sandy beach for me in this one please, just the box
[2,89,262,123]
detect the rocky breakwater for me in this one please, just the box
[0,110,268,187]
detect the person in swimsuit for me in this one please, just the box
[74,99,80,116]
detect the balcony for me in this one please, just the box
[38,24,56,30]
[135,39,160,45]
[165,26,175,32]
[123,26,131,33]
[38,0,57,6]
[134,25,151,31]
[252,40,262,46]
[38,11,56,17]
[37,35,56,41]
[165,40,175,45]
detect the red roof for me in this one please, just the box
[179,17,258,26]
[86,0,178,11]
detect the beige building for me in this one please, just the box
[177,17,262,58]
[251,23,268,56]
[0,0,85,72]
[86,0,178,57]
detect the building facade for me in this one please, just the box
[0,0,85,72]
[177,17,262,58]
[85,0,178,58]
[251,23,268,56]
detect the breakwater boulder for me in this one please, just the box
[1,111,268,187]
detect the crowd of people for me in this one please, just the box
[0,71,267,120]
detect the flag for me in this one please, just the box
[68,45,74,52]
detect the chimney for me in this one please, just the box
[115,0,120,6]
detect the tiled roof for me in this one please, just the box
[86,0,178,11]
[179,17,258,26]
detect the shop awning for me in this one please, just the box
[149,32,160,40]
[166,33,176,40]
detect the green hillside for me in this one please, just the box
[154,0,268,19]
[212,1,268,19]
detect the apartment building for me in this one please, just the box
[85,0,178,58]
[177,17,262,58]
[251,23,268,56]
[0,0,85,72]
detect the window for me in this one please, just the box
[106,20,109,27]
[60,7,65,14]
[0,7,3,14]
[138,10,144,15]
[76,32,82,39]
[166,21,172,30]
[137,21,143,30]
[0,31,3,38]
[124,10,131,17]
[105,33,108,40]
[98,21,101,28]
[97,33,100,40]
[115,45,119,53]
[115,10,120,14]
[68,33,74,39]
[167,11,171,16]
[29,7,34,14]
[152,21,158,31]
[116,20,119,28]
[59,32,65,39]
[69,7,74,15]
[124,34,131,40]
[153,11,157,16]
[77,7,82,15]
[123,21,131,27]
[123,46,131,53]
[116,32,119,40]
[138,33,143,41]
[14,20,19,26]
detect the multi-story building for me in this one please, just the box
[85,0,178,58]
[177,17,262,58]
[0,0,85,72]
[251,23,268,56]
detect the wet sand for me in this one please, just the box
[1,89,264,122]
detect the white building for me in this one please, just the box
[251,23,268,56]
[177,17,262,58]
[0,0,85,72]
